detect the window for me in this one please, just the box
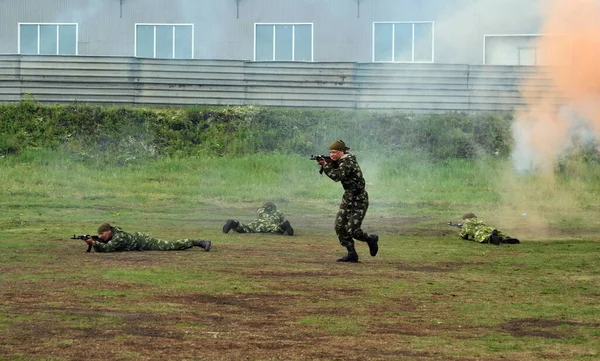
[19,23,77,55]
[255,24,313,61]
[373,22,434,62]
[484,35,544,65]
[135,24,193,59]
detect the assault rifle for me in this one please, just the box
[309,154,332,162]
[71,234,105,253]
[447,222,463,228]
[309,155,334,174]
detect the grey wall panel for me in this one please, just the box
[0,0,546,64]
[0,55,563,112]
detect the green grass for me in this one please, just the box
[0,150,599,360]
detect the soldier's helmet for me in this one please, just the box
[462,212,477,220]
[263,202,277,212]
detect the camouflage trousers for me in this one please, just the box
[335,190,370,248]
[136,233,195,250]
[459,226,508,243]
[234,222,282,234]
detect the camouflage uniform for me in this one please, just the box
[322,154,373,248]
[92,226,196,252]
[231,203,287,233]
[459,218,508,243]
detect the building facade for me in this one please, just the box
[0,0,545,65]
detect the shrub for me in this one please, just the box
[0,99,517,163]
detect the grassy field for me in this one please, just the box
[1,150,599,361]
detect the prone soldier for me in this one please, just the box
[222,202,294,236]
[449,213,520,245]
[81,223,212,252]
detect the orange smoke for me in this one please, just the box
[515,0,600,172]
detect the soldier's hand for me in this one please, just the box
[317,159,326,166]
[85,238,95,246]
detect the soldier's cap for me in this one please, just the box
[329,139,350,152]
[462,213,477,220]
[98,223,112,234]
[263,202,277,211]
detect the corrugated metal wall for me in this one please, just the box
[0,55,557,112]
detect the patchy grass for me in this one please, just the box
[0,152,599,360]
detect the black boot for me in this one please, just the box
[222,220,239,234]
[193,240,212,252]
[336,246,359,263]
[501,237,520,244]
[279,220,294,236]
[490,229,501,246]
[366,234,379,257]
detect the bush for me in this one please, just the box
[0,99,517,163]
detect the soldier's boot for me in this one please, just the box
[222,220,239,234]
[279,220,294,236]
[490,229,501,246]
[193,240,212,252]
[336,245,359,263]
[366,234,379,257]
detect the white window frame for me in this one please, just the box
[482,34,542,65]
[372,21,435,63]
[18,23,79,55]
[253,23,314,62]
[134,23,194,59]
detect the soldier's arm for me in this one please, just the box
[458,220,471,239]
[275,211,285,223]
[322,159,349,182]
[92,232,131,252]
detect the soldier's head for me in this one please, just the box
[263,202,277,212]
[462,213,477,220]
[97,223,114,241]
[329,140,349,161]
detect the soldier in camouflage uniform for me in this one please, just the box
[222,202,294,236]
[456,213,519,245]
[316,140,379,262]
[85,223,212,252]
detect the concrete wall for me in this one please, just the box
[0,55,558,112]
[0,0,545,64]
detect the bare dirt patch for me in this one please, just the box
[499,318,600,339]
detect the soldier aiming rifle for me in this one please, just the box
[72,223,212,253]
[313,140,379,263]
[448,213,520,245]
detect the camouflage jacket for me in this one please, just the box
[253,206,286,226]
[459,217,506,243]
[92,226,142,252]
[322,154,366,193]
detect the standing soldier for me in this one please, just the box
[222,202,294,236]
[315,140,379,262]
[86,223,212,252]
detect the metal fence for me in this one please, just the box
[0,55,555,112]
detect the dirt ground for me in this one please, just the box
[1,215,598,361]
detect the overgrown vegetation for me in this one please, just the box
[1,98,516,164]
